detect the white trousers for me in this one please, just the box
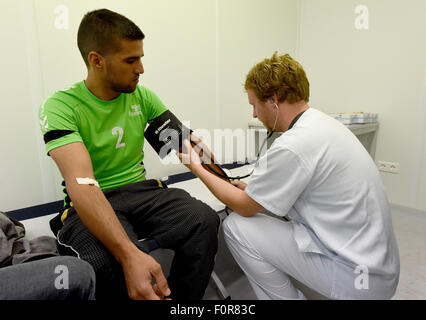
[222,212,397,300]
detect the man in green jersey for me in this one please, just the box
[39,9,220,300]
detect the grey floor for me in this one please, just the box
[200,204,426,300]
[203,222,257,300]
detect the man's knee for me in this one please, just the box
[196,202,220,236]
[178,198,220,252]
[173,188,220,233]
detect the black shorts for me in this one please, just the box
[51,179,220,300]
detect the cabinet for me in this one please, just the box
[247,119,378,161]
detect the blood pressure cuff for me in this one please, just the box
[145,110,231,182]
[145,110,192,159]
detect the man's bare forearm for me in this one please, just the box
[66,180,141,265]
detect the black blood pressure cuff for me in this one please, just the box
[145,110,192,159]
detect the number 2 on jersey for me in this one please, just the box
[112,127,126,149]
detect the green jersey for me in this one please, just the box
[39,80,168,191]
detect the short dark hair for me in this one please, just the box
[77,9,145,67]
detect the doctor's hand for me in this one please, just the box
[231,180,248,191]
[178,139,203,173]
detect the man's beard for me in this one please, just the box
[110,81,136,94]
[105,75,137,94]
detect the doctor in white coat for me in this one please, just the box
[179,52,400,300]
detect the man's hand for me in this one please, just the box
[122,249,171,300]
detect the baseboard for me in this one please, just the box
[390,203,426,219]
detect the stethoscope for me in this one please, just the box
[194,100,305,181]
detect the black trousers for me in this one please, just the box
[50,179,220,300]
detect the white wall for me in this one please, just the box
[0,0,48,211]
[298,0,426,211]
[1,0,298,211]
[7,0,424,213]
[217,0,298,163]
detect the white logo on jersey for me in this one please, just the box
[129,104,142,116]
[40,115,49,132]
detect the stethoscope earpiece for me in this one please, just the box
[269,98,279,110]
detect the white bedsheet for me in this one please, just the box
[23,164,254,240]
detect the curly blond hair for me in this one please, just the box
[244,52,310,103]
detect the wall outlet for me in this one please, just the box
[377,161,399,174]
